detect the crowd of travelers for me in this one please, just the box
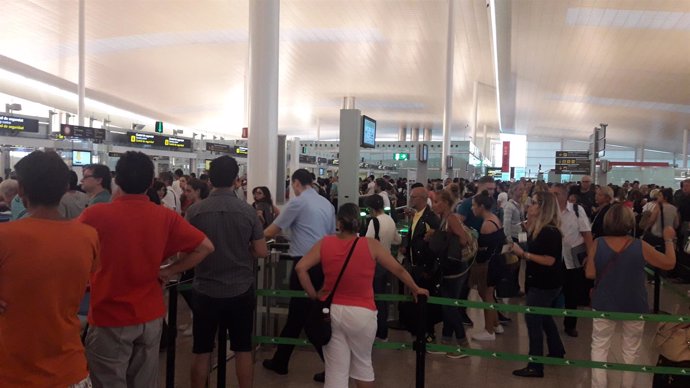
[1,151,690,388]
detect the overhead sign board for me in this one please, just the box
[0,115,39,133]
[299,154,317,164]
[206,142,232,153]
[60,124,106,142]
[234,146,248,157]
[127,131,192,149]
[555,150,591,174]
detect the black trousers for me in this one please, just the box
[563,267,590,330]
[271,259,325,369]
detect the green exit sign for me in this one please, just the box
[155,121,164,133]
[394,153,409,161]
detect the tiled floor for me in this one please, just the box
[160,280,690,388]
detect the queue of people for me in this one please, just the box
[2,153,690,388]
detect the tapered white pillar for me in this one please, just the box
[441,0,455,177]
[683,129,688,169]
[247,0,279,203]
[471,80,478,144]
[77,0,85,126]
[398,125,407,142]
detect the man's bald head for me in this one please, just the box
[410,187,428,210]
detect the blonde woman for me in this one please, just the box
[511,191,566,378]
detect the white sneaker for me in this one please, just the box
[472,330,496,341]
[182,326,193,336]
[494,324,504,334]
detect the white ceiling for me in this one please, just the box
[0,0,689,152]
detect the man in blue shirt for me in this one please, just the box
[262,169,336,382]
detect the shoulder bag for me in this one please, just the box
[428,217,477,278]
[590,238,633,302]
[654,322,690,362]
[305,237,360,348]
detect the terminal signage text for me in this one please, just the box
[60,124,106,142]
[0,115,39,133]
[206,142,232,153]
[555,151,591,174]
[127,132,192,149]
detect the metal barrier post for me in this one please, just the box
[414,295,427,388]
[165,282,178,388]
[217,325,227,388]
[654,267,661,313]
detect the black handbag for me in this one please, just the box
[305,237,360,348]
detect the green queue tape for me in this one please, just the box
[252,336,690,376]
[255,289,690,323]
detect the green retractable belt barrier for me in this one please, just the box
[251,336,690,376]
[256,289,690,323]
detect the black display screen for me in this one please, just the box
[60,124,106,141]
[0,114,39,133]
[127,132,192,149]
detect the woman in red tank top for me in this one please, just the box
[296,203,428,388]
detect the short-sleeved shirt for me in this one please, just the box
[79,194,206,327]
[457,197,483,232]
[59,191,89,219]
[560,202,591,269]
[650,203,678,237]
[273,188,336,257]
[88,190,111,206]
[0,218,99,387]
[525,225,564,290]
[10,195,26,220]
[186,189,264,298]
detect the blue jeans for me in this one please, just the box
[525,287,565,372]
[440,274,468,342]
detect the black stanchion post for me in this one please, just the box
[217,324,227,388]
[654,267,661,314]
[166,282,178,388]
[414,295,427,388]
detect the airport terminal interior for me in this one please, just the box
[2,0,690,387]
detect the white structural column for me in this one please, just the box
[398,125,407,142]
[635,147,645,163]
[411,127,420,141]
[441,0,455,177]
[77,0,85,126]
[471,80,478,143]
[683,129,688,169]
[247,0,279,203]
[423,128,432,142]
[289,137,300,198]
[482,124,488,157]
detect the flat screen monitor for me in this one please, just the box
[205,159,212,171]
[418,144,428,162]
[72,150,92,166]
[318,167,325,176]
[361,115,376,148]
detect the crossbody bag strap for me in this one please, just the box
[325,237,360,304]
[595,238,634,288]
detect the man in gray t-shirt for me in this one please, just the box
[185,156,267,388]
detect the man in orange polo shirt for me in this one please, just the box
[0,151,98,388]
[79,151,214,388]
